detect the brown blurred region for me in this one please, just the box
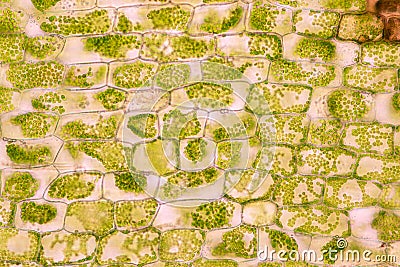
[386,17,400,41]
[369,0,400,41]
